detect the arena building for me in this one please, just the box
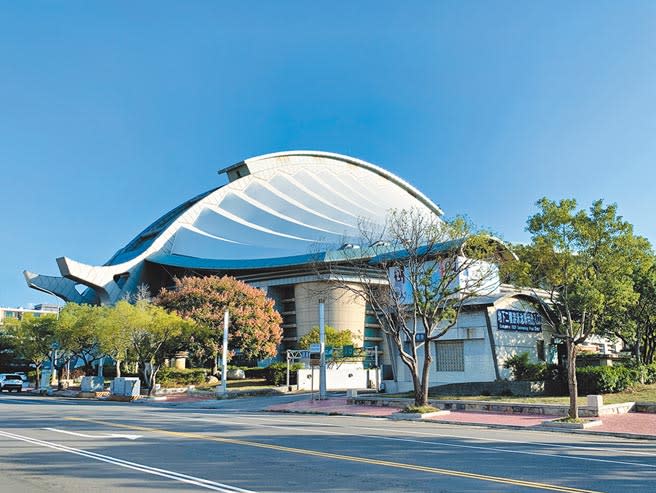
[25,152,442,354]
[25,151,564,390]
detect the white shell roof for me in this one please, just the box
[27,151,444,305]
[163,151,442,262]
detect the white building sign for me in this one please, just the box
[496,309,542,332]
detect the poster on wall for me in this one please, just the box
[496,309,542,332]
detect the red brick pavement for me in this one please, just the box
[266,397,656,437]
[591,412,656,435]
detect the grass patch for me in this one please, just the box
[602,384,656,404]
[403,405,439,414]
[553,417,586,424]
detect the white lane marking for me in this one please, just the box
[169,413,656,469]
[0,430,256,493]
[44,427,141,440]
[235,413,656,458]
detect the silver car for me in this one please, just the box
[0,374,23,392]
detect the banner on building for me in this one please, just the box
[496,309,542,332]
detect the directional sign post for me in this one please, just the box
[319,300,327,400]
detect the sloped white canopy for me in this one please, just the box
[26,151,443,304]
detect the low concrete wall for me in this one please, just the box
[348,396,636,417]
[597,402,635,416]
[297,364,380,391]
[429,381,545,397]
[155,385,194,395]
[635,402,656,413]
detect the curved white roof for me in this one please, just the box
[27,151,443,304]
[167,151,442,261]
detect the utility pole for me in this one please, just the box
[38,288,60,391]
[218,310,229,397]
[319,299,327,400]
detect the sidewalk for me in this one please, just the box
[266,397,656,439]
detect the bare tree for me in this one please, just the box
[319,209,509,406]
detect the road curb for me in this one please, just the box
[266,408,656,441]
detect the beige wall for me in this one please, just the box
[294,281,366,347]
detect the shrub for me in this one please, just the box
[626,363,656,385]
[158,367,207,388]
[264,362,303,385]
[576,366,634,394]
[645,363,656,385]
[244,367,268,379]
[503,352,547,381]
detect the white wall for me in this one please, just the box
[296,363,380,391]
[391,309,497,388]
[490,298,553,379]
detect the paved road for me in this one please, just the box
[0,394,655,492]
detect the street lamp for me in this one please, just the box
[217,310,229,397]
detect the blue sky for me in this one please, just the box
[1,1,655,307]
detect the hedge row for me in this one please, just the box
[264,362,304,386]
[576,364,656,395]
[158,368,208,388]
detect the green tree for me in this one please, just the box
[326,209,509,406]
[155,275,283,374]
[97,301,135,377]
[510,198,644,418]
[602,262,656,365]
[3,314,57,385]
[55,303,104,375]
[298,326,354,349]
[633,265,656,364]
[120,300,192,395]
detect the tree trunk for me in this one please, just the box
[419,346,432,407]
[139,362,150,395]
[566,339,579,419]
[410,366,422,406]
[211,356,218,377]
[147,366,160,397]
[140,362,161,397]
[635,326,642,365]
[115,359,121,378]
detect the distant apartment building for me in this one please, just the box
[0,304,59,325]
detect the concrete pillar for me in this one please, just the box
[587,394,603,412]
[294,281,366,345]
[174,351,188,370]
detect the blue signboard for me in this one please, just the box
[497,309,542,332]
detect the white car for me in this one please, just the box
[0,374,24,392]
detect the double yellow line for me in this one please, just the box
[66,417,600,493]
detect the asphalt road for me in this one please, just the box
[0,394,655,492]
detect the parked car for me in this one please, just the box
[0,374,24,392]
[15,372,30,389]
